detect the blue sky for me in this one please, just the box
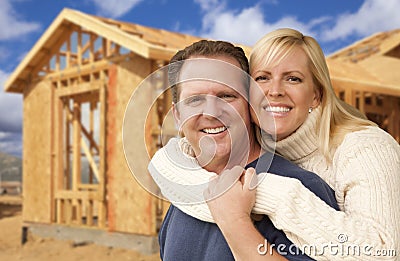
[0,0,400,157]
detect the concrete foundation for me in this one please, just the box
[25,223,159,255]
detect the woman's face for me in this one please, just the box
[250,46,320,141]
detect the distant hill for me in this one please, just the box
[0,152,22,182]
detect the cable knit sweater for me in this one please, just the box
[149,108,400,260]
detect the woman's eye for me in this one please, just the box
[254,75,268,82]
[287,76,302,83]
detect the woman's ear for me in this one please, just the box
[311,87,322,108]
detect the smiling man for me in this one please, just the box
[171,55,260,173]
[157,40,265,260]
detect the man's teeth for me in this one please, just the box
[264,106,291,113]
[202,126,227,134]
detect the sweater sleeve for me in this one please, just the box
[257,130,400,260]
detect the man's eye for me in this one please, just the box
[184,96,204,106]
[221,94,236,101]
[254,75,268,82]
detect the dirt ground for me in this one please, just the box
[0,195,161,261]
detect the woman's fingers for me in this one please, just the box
[204,166,245,201]
[243,167,255,190]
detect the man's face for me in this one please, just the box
[173,56,252,172]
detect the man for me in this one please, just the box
[149,40,338,260]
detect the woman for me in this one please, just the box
[207,28,400,260]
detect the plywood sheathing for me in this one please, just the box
[22,81,53,223]
[107,55,158,235]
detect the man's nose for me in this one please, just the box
[202,96,224,118]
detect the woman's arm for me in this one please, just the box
[149,135,400,260]
[255,133,400,260]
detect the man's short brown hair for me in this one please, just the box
[168,40,249,103]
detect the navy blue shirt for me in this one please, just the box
[159,152,339,261]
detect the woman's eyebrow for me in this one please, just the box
[282,70,305,77]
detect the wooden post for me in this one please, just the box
[72,101,81,191]
[89,102,95,184]
[77,28,82,66]
[56,199,64,224]
[359,91,365,114]
[98,70,107,228]
[50,84,55,223]
[86,199,93,226]
[66,37,71,69]
[344,89,353,106]
[64,99,71,190]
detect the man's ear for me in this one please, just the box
[172,103,181,130]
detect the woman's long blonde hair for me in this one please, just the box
[250,28,376,159]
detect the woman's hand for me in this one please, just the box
[204,166,257,226]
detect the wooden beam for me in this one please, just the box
[80,137,100,182]
[77,184,99,190]
[65,104,100,154]
[55,190,102,201]
[331,77,400,97]
[45,53,132,82]
[63,9,151,58]
[56,81,101,97]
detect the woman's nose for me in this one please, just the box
[268,80,285,97]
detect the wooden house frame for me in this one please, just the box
[327,29,400,142]
[3,8,210,253]
[4,7,399,253]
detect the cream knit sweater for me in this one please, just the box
[149,108,400,260]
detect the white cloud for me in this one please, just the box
[194,0,220,11]
[0,70,22,133]
[0,0,41,40]
[0,70,22,156]
[91,0,144,18]
[0,131,22,156]
[196,1,315,46]
[193,0,400,48]
[321,0,400,41]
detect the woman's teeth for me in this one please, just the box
[202,126,227,134]
[264,106,291,113]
